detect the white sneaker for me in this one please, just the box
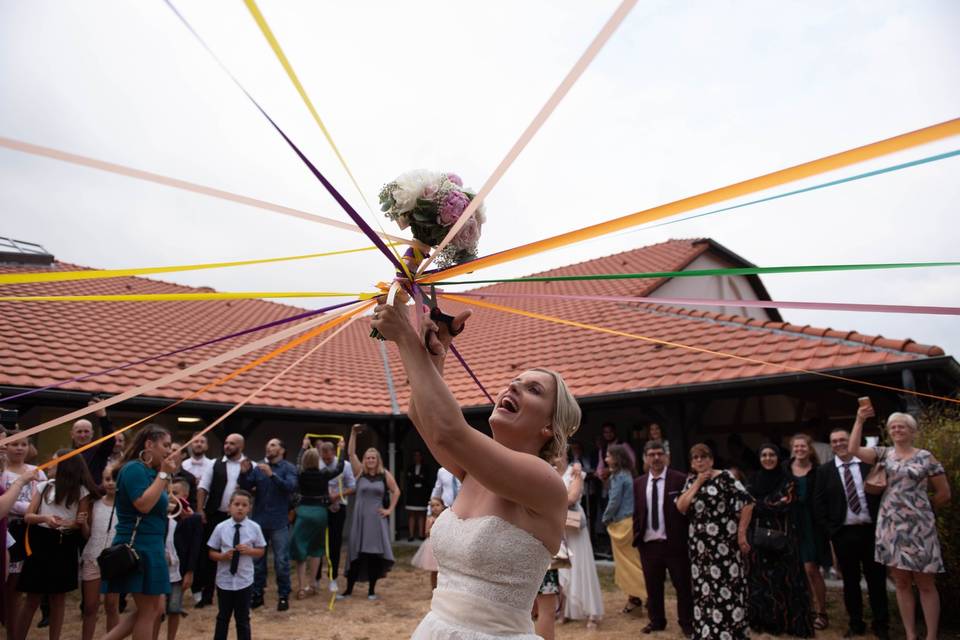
[192,592,202,604]
[328,579,338,592]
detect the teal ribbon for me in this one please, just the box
[622,149,960,234]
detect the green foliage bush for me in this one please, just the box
[917,403,960,628]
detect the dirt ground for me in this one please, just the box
[26,546,907,640]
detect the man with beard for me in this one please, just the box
[182,433,215,483]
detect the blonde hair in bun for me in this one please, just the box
[531,368,581,461]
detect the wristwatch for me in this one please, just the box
[158,471,170,481]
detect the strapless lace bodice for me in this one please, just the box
[411,509,552,639]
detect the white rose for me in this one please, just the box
[732,607,745,622]
[729,563,739,577]
[706,485,717,496]
[721,632,733,640]
[701,583,710,595]
[710,565,721,579]
[720,587,732,599]
[392,169,441,213]
[717,543,729,555]
[712,610,723,624]
[727,520,737,534]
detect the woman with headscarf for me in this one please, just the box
[745,443,813,637]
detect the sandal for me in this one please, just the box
[303,586,316,597]
[621,597,642,614]
[296,589,307,600]
[813,612,828,630]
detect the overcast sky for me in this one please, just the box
[2,1,958,358]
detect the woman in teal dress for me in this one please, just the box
[290,446,344,598]
[101,424,179,640]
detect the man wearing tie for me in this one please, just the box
[814,428,889,639]
[632,440,693,635]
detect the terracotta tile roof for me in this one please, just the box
[0,239,945,414]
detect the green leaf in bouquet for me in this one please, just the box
[412,208,435,223]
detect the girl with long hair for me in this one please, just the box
[601,443,645,615]
[80,464,121,640]
[16,448,99,640]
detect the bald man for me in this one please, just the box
[195,433,246,607]
[71,398,117,485]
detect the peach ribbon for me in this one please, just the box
[37,305,367,471]
[0,301,369,448]
[417,0,639,274]
[0,136,410,244]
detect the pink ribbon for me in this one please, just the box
[446,292,960,316]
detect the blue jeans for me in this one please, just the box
[253,525,291,599]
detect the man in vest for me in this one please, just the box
[195,433,246,607]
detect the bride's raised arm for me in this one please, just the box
[372,300,567,519]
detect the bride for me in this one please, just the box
[372,299,581,639]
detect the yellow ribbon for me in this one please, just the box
[422,118,960,283]
[441,294,960,405]
[1,292,375,302]
[0,246,379,286]
[242,0,413,281]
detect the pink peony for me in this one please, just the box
[438,190,469,226]
[452,216,481,249]
[445,173,463,187]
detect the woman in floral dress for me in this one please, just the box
[850,405,951,640]
[677,443,755,640]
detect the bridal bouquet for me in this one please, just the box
[379,170,485,268]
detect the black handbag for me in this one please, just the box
[97,504,141,581]
[752,517,788,554]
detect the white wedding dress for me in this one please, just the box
[557,466,604,621]
[412,509,551,639]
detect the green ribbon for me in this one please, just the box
[433,261,960,286]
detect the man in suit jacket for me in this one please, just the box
[632,440,693,635]
[814,428,889,639]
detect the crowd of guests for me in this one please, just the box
[0,396,950,640]
[0,406,402,640]
[569,406,950,640]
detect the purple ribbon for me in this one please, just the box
[162,0,405,275]
[0,299,356,404]
[164,1,494,406]
[449,344,495,405]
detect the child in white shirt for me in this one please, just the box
[207,490,265,640]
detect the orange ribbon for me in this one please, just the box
[422,118,960,283]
